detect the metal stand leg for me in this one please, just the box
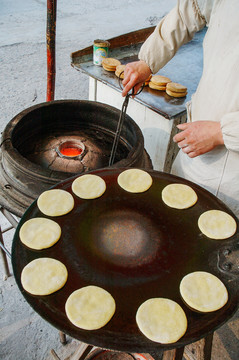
[69,342,93,360]
[162,347,184,360]
[184,332,214,360]
[50,349,62,360]
[59,331,67,345]
[0,226,11,278]
[0,207,19,279]
[148,350,164,360]
[0,207,18,228]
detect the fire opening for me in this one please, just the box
[56,140,85,159]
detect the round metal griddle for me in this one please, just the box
[12,168,239,353]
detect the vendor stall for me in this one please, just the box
[71,26,206,172]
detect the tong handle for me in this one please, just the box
[108,94,130,166]
[108,73,145,166]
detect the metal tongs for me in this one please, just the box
[108,73,144,166]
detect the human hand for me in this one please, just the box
[173,121,224,158]
[122,60,151,97]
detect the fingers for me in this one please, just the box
[122,67,134,87]
[173,124,194,156]
[177,140,189,149]
[173,123,190,143]
[122,78,143,97]
[122,70,139,97]
[122,77,138,97]
[185,150,197,158]
[182,144,192,153]
[173,130,187,143]
[122,60,151,97]
[176,123,189,130]
[180,144,197,158]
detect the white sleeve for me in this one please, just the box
[138,0,207,74]
[221,112,239,152]
[196,0,215,24]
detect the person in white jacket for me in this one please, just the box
[122,0,239,217]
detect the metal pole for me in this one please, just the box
[0,206,18,229]
[46,0,57,101]
[0,226,11,278]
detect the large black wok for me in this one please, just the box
[11,168,239,354]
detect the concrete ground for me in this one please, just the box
[0,1,238,359]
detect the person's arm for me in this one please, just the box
[220,112,239,152]
[138,0,206,74]
[122,0,207,96]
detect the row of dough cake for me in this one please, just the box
[101,57,187,97]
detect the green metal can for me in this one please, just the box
[93,39,110,66]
